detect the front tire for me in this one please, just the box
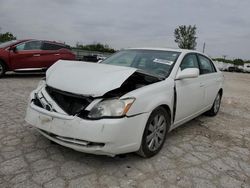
[137,107,170,158]
[205,92,222,116]
[0,61,6,78]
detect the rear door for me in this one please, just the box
[174,53,205,124]
[197,54,221,108]
[59,48,76,61]
[10,40,43,70]
[40,42,65,68]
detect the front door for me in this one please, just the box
[10,40,43,70]
[174,53,205,125]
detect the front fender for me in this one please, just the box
[122,79,175,118]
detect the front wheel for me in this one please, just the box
[205,92,222,116]
[137,107,170,158]
[0,61,6,78]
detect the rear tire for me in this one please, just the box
[0,61,6,78]
[137,107,170,158]
[205,92,221,116]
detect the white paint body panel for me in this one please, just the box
[25,90,150,156]
[46,60,137,97]
[25,48,224,156]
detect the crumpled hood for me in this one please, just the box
[46,60,137,97]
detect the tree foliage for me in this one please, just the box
[74,42,116,53]
[213,58,233,64]
[0,31,17,43]
[233,58,244,65]
[213,58,247,65]
[174,25,197,50]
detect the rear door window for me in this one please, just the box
[42,42,64,51]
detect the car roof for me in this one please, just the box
[42,40,66,46]
[16,39,30,43]
[126,47,202,54]
[22,39,66,46]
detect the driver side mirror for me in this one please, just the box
[175,68,199,80]
[9,46,17,53]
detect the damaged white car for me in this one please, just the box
[25,48,223,157]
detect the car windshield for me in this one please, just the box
[0,40,18,48]
[101,49,180,78]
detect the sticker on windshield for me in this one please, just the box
[153,58,173,65]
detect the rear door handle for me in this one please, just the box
[54,54,60,56]
[33,54,40,57]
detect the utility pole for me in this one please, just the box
[202,42,206,53]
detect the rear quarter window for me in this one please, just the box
[42,42,65,50]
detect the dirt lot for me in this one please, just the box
[0,72,249,188]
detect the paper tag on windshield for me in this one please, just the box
[153,58,173,65]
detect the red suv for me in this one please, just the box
[0,39,76,77]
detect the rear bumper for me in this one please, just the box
[25,100,149,156]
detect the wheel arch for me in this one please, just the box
[0,58,8,70]
[218,88,223,96]
[145,104,172,134]
[158,104,171,120]
[137,104,172,157]
[139,104,172,141]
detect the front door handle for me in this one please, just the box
[54,54,60,56]
[216,78,221,82]
[33,54,40,57]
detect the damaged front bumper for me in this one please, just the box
[25,88,149,156]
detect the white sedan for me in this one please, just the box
[25,48,224,157]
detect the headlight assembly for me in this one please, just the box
[36,79,46,91]
[88,98,135,119]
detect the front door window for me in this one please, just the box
[16,41,42,51]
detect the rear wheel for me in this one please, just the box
[0,61,6,78]
[205,92,221,116]
[137,107,170,158]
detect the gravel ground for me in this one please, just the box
[0,72,250,188]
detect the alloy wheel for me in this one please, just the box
[214,94,221,113]
[146,114,167,151]
[0,64,3,75]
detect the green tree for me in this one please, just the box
[74,42,116,53]
[233,58,244,65]
[174,25,197,50]
[213,57,250,65]
[0,31,17,43]
[213,58,233,64]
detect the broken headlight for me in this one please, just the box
[88,98,135,119]
[37,78,46,90]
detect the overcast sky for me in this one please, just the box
[0,0,249,59]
